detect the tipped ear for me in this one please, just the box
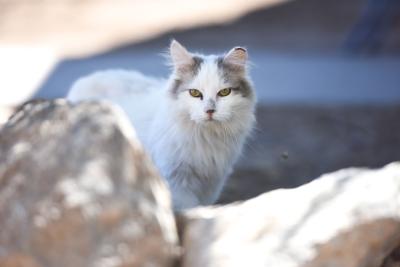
[223,47,248,69]
[170,40,193,69]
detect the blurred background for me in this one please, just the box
[1,0,399,203]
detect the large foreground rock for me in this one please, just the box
[181,162,400,267]
[0,100,178,267]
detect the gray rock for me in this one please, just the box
[0,100,178,267]
[181,163,400,267]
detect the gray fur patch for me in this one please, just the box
[216,57,253,98]
[192,56,204,76]
[170,79,182,97]
[217,57,224,70]
[217,56,243,74]
[235,79,253,98]
[170,56,204,98]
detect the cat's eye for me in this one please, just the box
[189,89,202,98]
[218,88,231,97]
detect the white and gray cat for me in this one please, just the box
[67,40,256,210]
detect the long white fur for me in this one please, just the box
[67,41,256,210]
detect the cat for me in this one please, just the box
[67,40,257,210]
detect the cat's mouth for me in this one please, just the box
[205,114,217,122]
[206,111,217,121]
[191,114,223,124]
[204,117,223,124]
[202,113,227,123]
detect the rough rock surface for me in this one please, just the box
[181,162,400,267]
[0,100,178,267]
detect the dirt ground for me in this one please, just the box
[219,104,400,203]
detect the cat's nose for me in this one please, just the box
[206,109,215,114]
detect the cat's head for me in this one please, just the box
[167,40,256,125]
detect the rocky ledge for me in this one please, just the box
[0,100,399,267]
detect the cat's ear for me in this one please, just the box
[170,40,194,70]
[223,47,248,70]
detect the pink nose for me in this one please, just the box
[206,109,215,114]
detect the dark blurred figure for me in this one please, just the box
[344,0,400,55]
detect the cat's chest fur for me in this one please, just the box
[146,110,248,209]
